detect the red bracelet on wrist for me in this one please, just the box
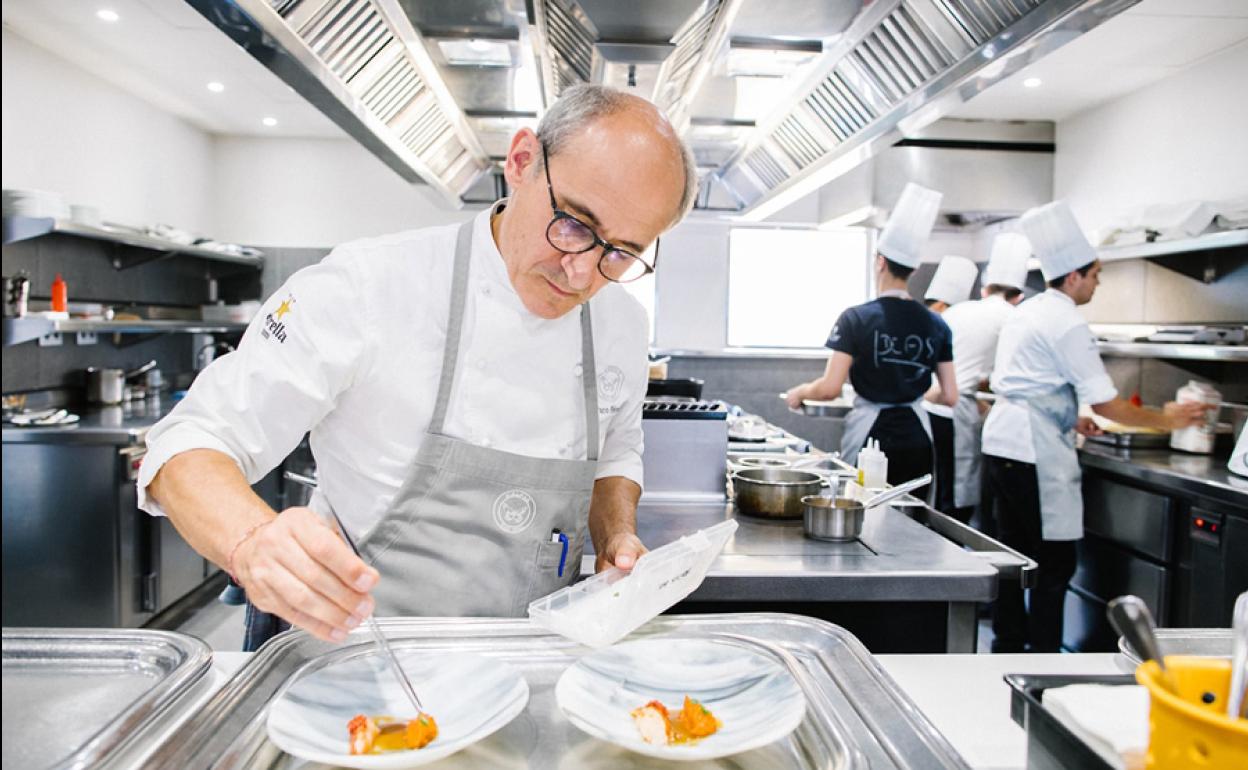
[225,520,270,582]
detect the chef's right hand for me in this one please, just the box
[232,507,379,642]
[784,386,806,410]
[1162,400,1211,430]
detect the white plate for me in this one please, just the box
[555,637,806,761]
[266,649,529,769]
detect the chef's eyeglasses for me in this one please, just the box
[541,143,656,284]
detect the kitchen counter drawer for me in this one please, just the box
[1082,472,1173,560]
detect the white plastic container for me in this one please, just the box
[1170,380,1221,454]
[527,519,738,648]
[857,440,888,489]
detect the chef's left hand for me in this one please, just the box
[596,532,648,573]
[1076,416,1104,437]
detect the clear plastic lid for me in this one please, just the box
[527,519,738,648]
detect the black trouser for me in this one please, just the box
[985,455,1078,653]
[867,407,934,501]
[930,413,973,523]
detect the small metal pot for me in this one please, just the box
[85,367,126,405]
[731,467,824,519]
[802,495,864,542]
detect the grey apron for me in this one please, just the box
[840,395,932,466]
[951,393,983,508]
[1010,384,1082,541]
[357,218,601,617]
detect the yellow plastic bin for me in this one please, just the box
[1135,656,1248,769]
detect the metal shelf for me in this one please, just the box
[1097,341,1248,362]
[3,317,248,346]
[1097,229,1248,262]
[2,215,265,268]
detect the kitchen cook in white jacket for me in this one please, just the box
[980,201,1207,653]
[926,236,1030,521]
[138,85,697,648]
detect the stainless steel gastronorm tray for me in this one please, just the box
[144,614,969,769]
[1085,431,1171,449]
[2,627,212,770]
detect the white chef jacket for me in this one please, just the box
[138,203,649,536]
[981,289,1118,464]
[923,295,1014,419]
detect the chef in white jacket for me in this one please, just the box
[137,85,697,649]
[981,201,1207,652]
[786,183,958,500]
[921,255,978,516]
[927,237,1030,521]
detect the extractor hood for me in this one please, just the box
[185,0,1135,212]
[816,118,1056,230]
[721,0,1139,220]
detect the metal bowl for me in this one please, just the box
[731,468,824,520]
[802,495,864,542]
[739,456,792,469]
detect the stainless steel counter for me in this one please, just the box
[601,501,1002,603]
[582,499,1026,652]
[1,398,176,446]
[1079,442,1248,507]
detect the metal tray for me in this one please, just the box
[1005,673,1133,770]
[144,614,970,769]
[1085,431,1171,449]
[2,628,213,770]
[794,400,852,418]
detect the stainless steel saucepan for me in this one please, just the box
[803,474,932,541]
[730,467,825,520]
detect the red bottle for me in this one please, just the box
[51,273,68,313]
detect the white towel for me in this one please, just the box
[1044,683,1150,770]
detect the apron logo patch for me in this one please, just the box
[492,490,537,534]
[598,365,625,401]
[260,295,295,343]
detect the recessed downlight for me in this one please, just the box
[96,9,120,22]
[1023,77,1043,89]
[262,117,278,127]
[206,81,225,93]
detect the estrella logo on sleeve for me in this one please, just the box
[261,295,295,343]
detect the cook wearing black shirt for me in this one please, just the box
[786,183,957,499]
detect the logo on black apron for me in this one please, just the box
[492,490,537,534]
[598,365,625,402]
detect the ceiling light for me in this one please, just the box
[1023,77,1042,88]
[206,82,225,93]
[96,9,119,22]
[436,38,514,67]
[262,117,278,127]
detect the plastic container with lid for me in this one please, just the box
[527,519,738,648]
[1170,380,1221,454]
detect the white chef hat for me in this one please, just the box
[1020,201,1098,282]
[984,232,1031,290]
[924,256,979,305]
[877,183,943,268]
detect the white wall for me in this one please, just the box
[2,28,477,249]
[1055,41,1248,236]
[210,136,477,248]
[1,28,215,232]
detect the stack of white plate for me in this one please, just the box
[2,188,69,220]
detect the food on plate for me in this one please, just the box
[630,696,722,745]
[347,713,439,755]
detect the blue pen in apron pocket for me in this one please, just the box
[551,528,570,578]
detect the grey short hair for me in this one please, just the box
[536,83,698,224]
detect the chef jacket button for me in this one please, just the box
[479,283,490,296]
[574,363,583,377]
[480,436,492,448]
[476,359,487,370]
[558,446,568,457]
